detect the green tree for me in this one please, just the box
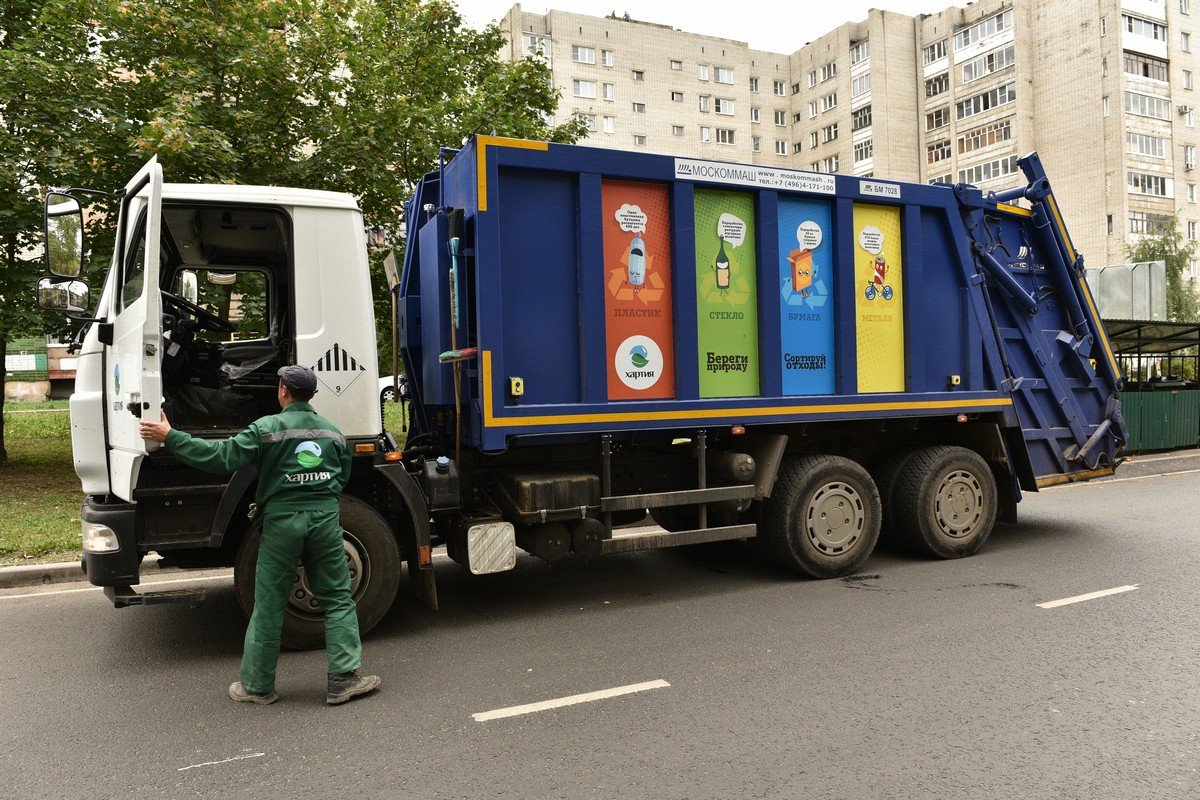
[1126,216,1200,323]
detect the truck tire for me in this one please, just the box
[871,448,918,538]
[892,445,997,559]
[762,455,881,578]
[649,506,698,532]
[235,495,403,651]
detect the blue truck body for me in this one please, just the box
[400,136,1124,494]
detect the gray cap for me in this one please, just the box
[277,365,318,395]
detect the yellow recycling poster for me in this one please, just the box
[853,204,905,393]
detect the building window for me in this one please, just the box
[809,131,819,149]
[1108,214,1114,235]
[715,67,734,84]
[715,98,735,115]
[670,59,682,70]
[632,70,645,81]
[823,155,839,172]
[1184,0,1192,14]
[1190,109,1197,127]
[602,50,613,67]
[930,174,952,185]
[927,139,953,163]
[820,61,837,82]
[1100,16,1107,36]
[1187,70,1195,90]
[795,141,805,154]
[958,155,1020,184]
[716,128,736,145]
[1102,57,1108,77]
[698,64,710,81]
[1129,210,1173,233]
[926,106,951,131]
[753,135,762,151]
[1190,183,1197,202]
[953,9,1013,51]
[811,161,821,171]
[1124,52,1169,82]
[671,91,684,102]
[958,119,1013,154]
[773,80,786,96]
[573,80,597,99]
[750,77,760,93]
[1189,220,1198,240]
[522,34,552,61]
[603,116,615,133]
[923,39,947,64]
[1184,32,1193,52]
[774,109,786,126]
[698,95,710,112]
[852,105,873,131]
[632,102,646,113]
[672,124,685,136]
[1186,144,1197,167]
[603,83,615,100]
[776,139,788,155]
[572,45,595,64]
[1127,131,1167,157]
[956,82,1016,120]
[852,73,871,97]
[1103,95,1110,116]
[700,126,711,142]
[820,92,838,112]
[1123,14,1167,41]
[854,139,874,162]
[1124,91,1171,119]
[751,106,761,123]
[807,72,816,89]
[633,134,647,146]
[793,82,803,95]
[961,44,1015,84]
[822,122,839,143]
[576,113,598,132]
[850,39,870,65]
[1127,171,1171,196]
[808,101,818,119]
[926,72,949,98]
[793,111,804,124]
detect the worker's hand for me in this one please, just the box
[139,410,172,443]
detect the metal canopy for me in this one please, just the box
[1104,319,1200,355]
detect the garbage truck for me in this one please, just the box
[37,136,1126,648]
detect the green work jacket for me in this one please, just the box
[163,401,352,512]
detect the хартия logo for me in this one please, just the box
[295,441,323,468]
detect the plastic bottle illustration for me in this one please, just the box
[627,234,646,290]
[715,238,731,291]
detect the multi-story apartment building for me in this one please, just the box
[500,1,1200,272]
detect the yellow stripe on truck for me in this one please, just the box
[476,136,550,212]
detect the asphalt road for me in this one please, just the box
[2,453,1199,799]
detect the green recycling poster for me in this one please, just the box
[694,189,759,398]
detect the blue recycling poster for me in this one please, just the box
[778,197,835,394]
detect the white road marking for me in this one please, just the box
[0,572,232,602]
[177,752,265,771]
[472,679,670,722]
[1037,585,1139,609]
[1127,450,1200,464]
[1043,467,1200,490]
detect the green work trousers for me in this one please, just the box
[241,507,362,694]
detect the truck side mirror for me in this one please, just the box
[36,276,90,314]
[44,192,84,278]
[179,269,199,305]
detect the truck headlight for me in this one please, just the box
[82,522,119,553]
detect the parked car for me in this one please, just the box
[379,375,409,405]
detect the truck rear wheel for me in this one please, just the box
[892,446,997,559]
[235,495,403,651]
[762,455,881,578]
[871,447,918,538]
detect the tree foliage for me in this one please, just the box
[1126,216,1200,323]
[0,0,584,462]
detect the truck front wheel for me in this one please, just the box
[892,446,997,559]
[235,495,403,651]
[762,455,881,578]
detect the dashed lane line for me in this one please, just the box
[472,679,670,722]
[1036,585,1139,609]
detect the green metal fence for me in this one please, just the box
[1121,390,1200,452]
[3,337,48,382]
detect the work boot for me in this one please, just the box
[327,670,380,705]
[228,681,279,705]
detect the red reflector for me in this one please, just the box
[418,545,432,565]
[731,425,746,435]
[957,414,969,423]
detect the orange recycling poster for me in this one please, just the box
[601,180,676,400]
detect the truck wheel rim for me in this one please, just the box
[804,481,865,555]
[287,531,370,619]
[934,470,984,539]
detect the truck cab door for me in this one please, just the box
[106,158,164,502]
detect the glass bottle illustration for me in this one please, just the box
[714,238,731,291]
[627,234,646,291]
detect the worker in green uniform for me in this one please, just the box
[139,365,380,706]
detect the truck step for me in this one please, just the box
[601,485,755,513]
[104,584,207,608]
[602,524,756,554]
